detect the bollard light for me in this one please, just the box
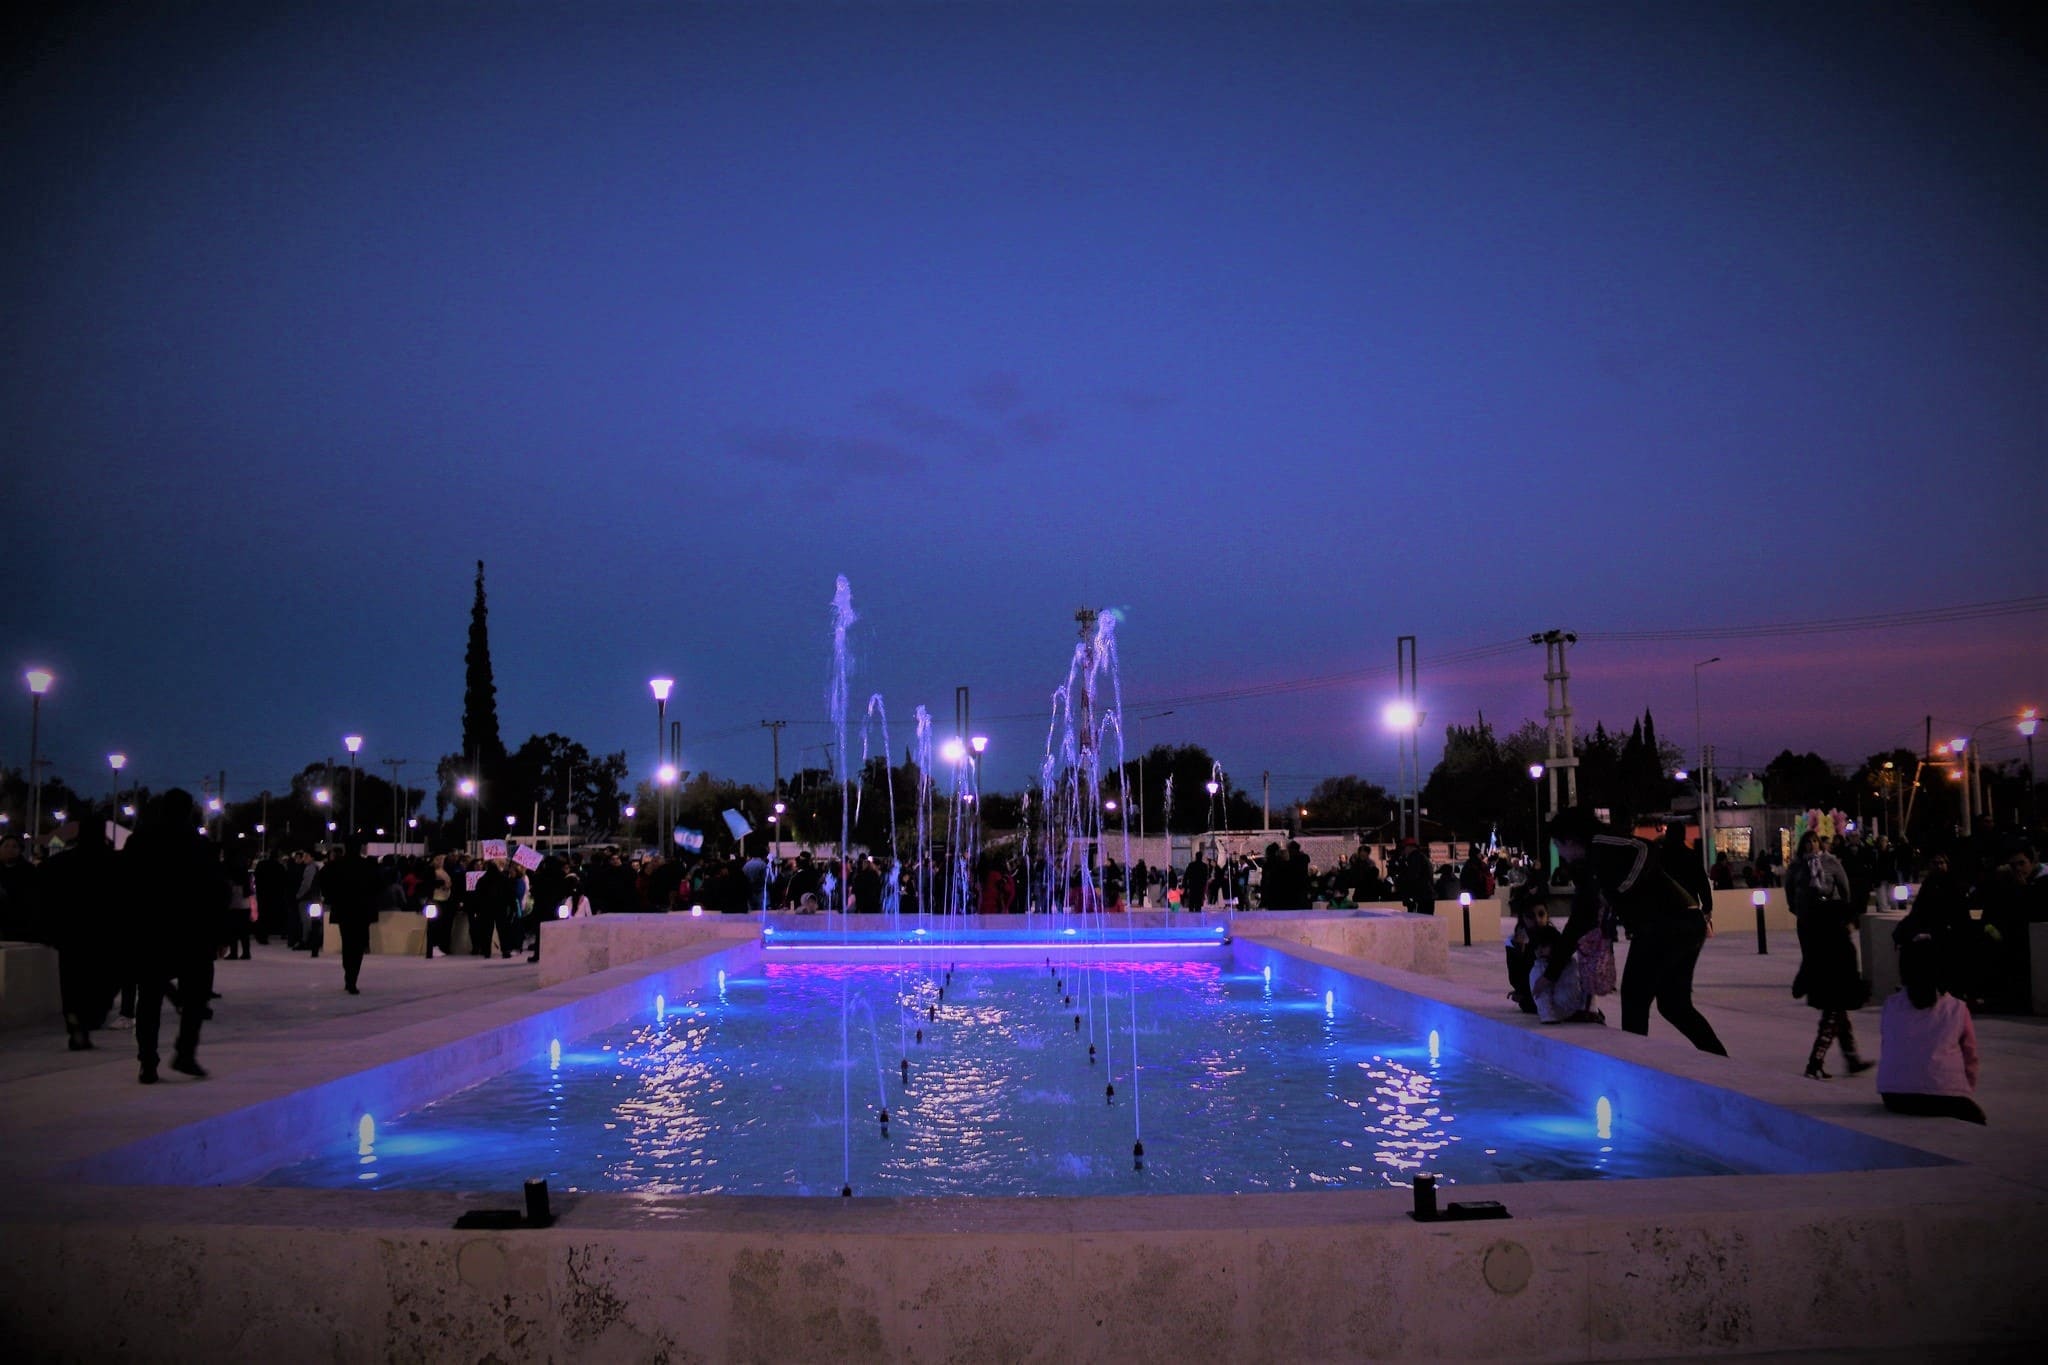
[423,904,438,920]
[1892,884,1910,905]
[690,904,704,917]
[1751,889,1768,955]
[1458,890,1473,947]
[557,903,570,919]
[308,902,324,918]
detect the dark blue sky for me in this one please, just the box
[4,1,2043,807]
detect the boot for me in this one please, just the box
[1839,1017,1874,1075]
[1804,1014,1836,1079]
[170,1053,207,1079]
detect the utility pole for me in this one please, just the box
[1262,771,1271,833]
[383,759,408,850]
[1532,631,1579,819]
[1396,635,1418,842]
[761,720,787,799]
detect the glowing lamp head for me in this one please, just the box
[773,801,785,816]
[650,677,674,703]
[505,815,516,828]
[1752,889,1767,907]
[1104,799,1118,812]
[1950,737,1967,753]
[622,804,636,818]
[1672,769,1688,782]
[206,798,222,813]
[557,903,570,919]
[458,778,477,798]
[254,823,265,833]
[690,904,704,917]
[1893,884,1911,904]
[2021,708,2040,738]
[343,734,363,754]
[314,788,331,805]
[939,737,967,764]
[24,668,53,696]
[53,810,67,822]
[423,903,438,920]
[657,763,678,785]
[1459,891,1472,906]
[121,805,136,818]
[107,752,127,772]
[326,821,337,832]
[1383,700,1418,730]
[407,818,417,829]
[1205,780,1219,796]
[1528,763,1545,781]
[970,735,988,754]
[308,902,324,918]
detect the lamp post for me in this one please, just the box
[650,677,674,858]
[343,734,363,838]
[1693,657,1720,888]
[107,752,126,844]
[1384,699,1420,844]
[1528,763,1546,870]
[458,777,478,855]
[2022,708,2040,823]
[24,669,52,850]
[657,763,678,854]
[1751,888,1769,955]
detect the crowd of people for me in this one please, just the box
[1,793,2038,1123]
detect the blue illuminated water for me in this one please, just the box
[261,960,1747,1196]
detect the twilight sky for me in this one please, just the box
[3,1,2043,809]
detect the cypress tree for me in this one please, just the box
[462,560,506,791]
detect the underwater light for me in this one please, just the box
[717,970,727,990]
[357,1113,375,1153]
[1427,1029,1441,1062]
[549,1039,561,1069]
[1596,1096,1614,1140]
[1063,928,1077,936]
[655,994,666,1019]
[1324,990,1335,1015]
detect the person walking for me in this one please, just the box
[1787,831,1870,1079]
[319,838,381,994]
[41,810,119,1051]
[469,857,517,957]
[1549,806,1725,1055]
[124,791,222,1083]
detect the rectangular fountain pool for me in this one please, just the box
[259,952,1770,1198]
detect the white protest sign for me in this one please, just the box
[465,871,484,892]
[511,845,543,871]
[480,839,508,861]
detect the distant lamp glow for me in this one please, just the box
[1752,890,1767,908]
[623,804,637,818]
[206,797,222,813]
[650,677,675,703]
[457,778,477,798]
[2020,708,2040,738]
[24,668,53,696]
[1459,891,1472,907]
[505,815,516,828]
[326,821,337,832]
[1672,769,1688,782]
[940,737,967,764]
[1104,799,1118,812]
[407,818,417,829]
[1950,737,1967,753]
[254,823,265,834]
[121,805,136,818]
[1596,1096,1614,1140]
[423,904,438,920]
[772,801,785,816]
[308,902,324,918]
[357,1113,375,1153]
[690,904,704,917]
[53,809,67,823]
[1528,763,1545,781]
[1383,700,1418,730]
[557,903,570,919]
[1205,780,1219,796]
[314,788,331,805]
[654,993,665,1019]
[656,764,678,785]
[970,735,988,754]
[1893,884,1911,905]
[108,752,127,772]
[343,734,363,755]
[717,969,726,991]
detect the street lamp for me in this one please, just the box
[651,677,674,858]
[2022,707,2040,822]
[23,668,53,849]
[657,763,678,853]
[458,777,479,853]
[1528,763,1546,867]
[772,800,786,865]
[1205,778,1220,838]
[1384,699,1421,843]
[107,752,127,841]
[343,734,363,836]
[1693,657,1721,889]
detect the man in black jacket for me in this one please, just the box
[319,839,382,994]
[468,859,517,957]
[1549,806,1726,1056]
[125,790,223,1083]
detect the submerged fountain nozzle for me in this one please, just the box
[928,1004,936,1022]
[1064,995,1072,1007]
[1074,1014,1081,1032]
[1088,1043,1096,1063]
[1133,1140,1144,1171]
[1105,1082,1114,1104]
[900,1058,909,1082]
[915,1028,924,1044]
[879,1108,890,1137]
[841,1185,852,1198]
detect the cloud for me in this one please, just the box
[1100,387,1176,415]
[1010,410,1064,446]
[968,372,1024,415]
[728,428,924,476]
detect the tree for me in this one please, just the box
[1300,774,1393,830]
[1763,750,1849,810]
[446,560,508,820]
[1114,744,1242,834]
[502,733,629,838]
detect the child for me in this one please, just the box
[1876,934,1985,1124]
[1527,906,1604,1025]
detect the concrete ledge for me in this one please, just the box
[0,941,62,1028]
[1235,908,1449,977]
[535,913,760,987]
